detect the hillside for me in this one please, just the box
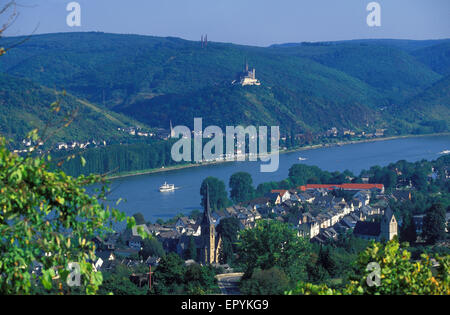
[0,32,448,136]
[0,73,148,146]
[389,75,450,133]
[268,43,442,103]
[411,42,450,76]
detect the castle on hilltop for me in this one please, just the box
[232,62,261,86]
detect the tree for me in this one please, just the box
[217,217,241,264]
[318,246,339,277]
[133,212,146,225]
[400,215,417,244]
[241,267,290,295]
[237,220,311,283]
[140,238,165,260]
[97,264,147,295]
[229,172,255,204]
[184,264,218,295]
[153,253,186,294]
[200,177,229,211]
[153,253,218,295]
[184,236,197,261]
[0,136,136,294]
[423,203,447,245]
[289,240,450,295]
[217,217,241,243]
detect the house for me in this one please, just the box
[354,190,371,206]
[271,190,291,203]
[94,251,115,271]
[391,190,412,202]
[127,236,143,250]
[298,220,320,239]
[354,208,398,241]
[266,192,282,205]
[158,230,182,252]
[296,192,315,204]
[247,197,271,210]
[175,217,195,232]
[124,224,151,249]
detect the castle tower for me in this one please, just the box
[200,185,216,264]
[380,207,398,241]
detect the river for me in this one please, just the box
[105,135,449,222]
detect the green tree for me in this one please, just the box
[217,217,241,264]
[318,246,339,277]
[423,203,447,245]
[184,264,218,295]
[153,253,186,294]
[400,215,417,244]
[229,172,255,204]
[140,238,165,260]
[289,240,450,295]
[184,236,197,261]
[241,267,290,295]
[133,212,146,225]
[0,136,137,294]
[237,220,311,283]
[200,177,230,211]
[97,264,147,295]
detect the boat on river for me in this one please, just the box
[159,182,175,192]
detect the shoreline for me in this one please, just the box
[106,132,450,180]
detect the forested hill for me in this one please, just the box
[389,74,450,133]
[0,73,148,144]
[0,32,449,136]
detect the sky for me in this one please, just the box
[2,0,450,46]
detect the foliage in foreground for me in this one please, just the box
[0,135,137,294]
[288,240,450,295]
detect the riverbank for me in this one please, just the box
[106,132,450,180]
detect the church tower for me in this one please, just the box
[380,207,398,241]
[200,185,217,264]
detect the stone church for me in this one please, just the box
[198,187,222,264]
[177,186,222,265]
[354,207,398,242]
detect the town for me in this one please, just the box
[92,183,402,274]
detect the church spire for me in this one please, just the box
[202,184,212,226]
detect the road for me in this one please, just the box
[215,273,244,295]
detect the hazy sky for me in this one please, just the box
[3,0,450,46]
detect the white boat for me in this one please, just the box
[159,182,175,192]
[439,150,450,155]
[298,157,308,161]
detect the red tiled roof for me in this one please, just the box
[298,183,384,191]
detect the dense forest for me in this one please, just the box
[0,73,149,145]
[0,33,449,138]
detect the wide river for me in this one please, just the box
[106,135,449,222]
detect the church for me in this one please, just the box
[353,207,398,242]
[198,187,222,264]
[177,186,222,265]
